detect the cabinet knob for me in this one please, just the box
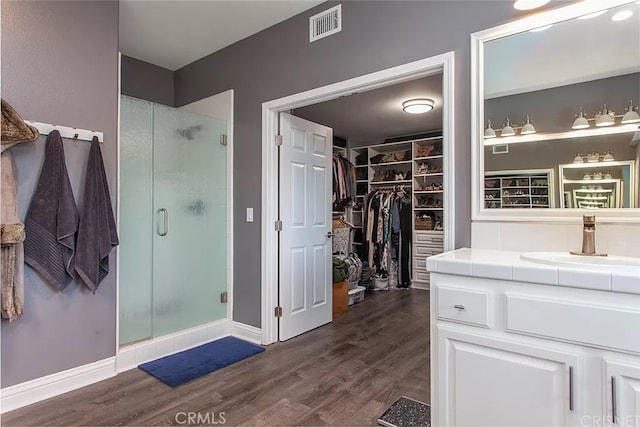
[454,304,466,310]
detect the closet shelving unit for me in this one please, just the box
[350,134,445,289]
[484,169,554,209]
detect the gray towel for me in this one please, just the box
[24,130,79,290]
[75,137,118,293]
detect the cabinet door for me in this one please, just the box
[604,359,640,426]
[436,327,581,426]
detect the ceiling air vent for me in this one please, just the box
[309,5,341,42]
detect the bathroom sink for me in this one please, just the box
[521,252,640,269]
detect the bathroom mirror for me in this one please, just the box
[472,0,640,221]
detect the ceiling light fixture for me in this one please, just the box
[513,0,551,11]
[484,120,497,138]
[520,115,536,135]
[578,10,607,20]
[529,24,553,32]
[611,10,634,21]
[572,107,590,129]
[402,98,434,114]
[501,118,516,137]
[621,100,640,124]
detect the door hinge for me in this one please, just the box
[220,134,228,146]
[275,134,283,146]
[275,220,283,231]
[220,291,228,303]
[275,306,283,317]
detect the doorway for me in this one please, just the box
[262,53,455,344]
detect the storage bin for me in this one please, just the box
[348,278,360,290]
[374,276,389,290]
[332,280,348,316]
[415,215,434,230]
[348,286,366,305]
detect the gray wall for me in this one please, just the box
[174,1,526,328]
[121,55,174,106]
[1,1,119,387]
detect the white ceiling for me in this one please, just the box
[119,0,324,71]
[292,74,443,144]
[484,2,640,98]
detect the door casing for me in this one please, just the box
[261,52,457,345]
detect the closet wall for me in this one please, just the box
[0,0,119,388]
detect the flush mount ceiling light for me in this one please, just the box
[513,0,550,10]
[529,24,553,32]
[611,10,634,21]
[622,100,640,124]
[578,10,607,20]
[484,120,497,138]
[520,115,536,135]
[501,118,516,137]
[402,98,434,114]
[572,107,590,129]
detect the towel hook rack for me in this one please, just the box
[25,120,103,143]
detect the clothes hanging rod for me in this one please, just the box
[25,120,103,143]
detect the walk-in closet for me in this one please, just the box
[292,71,449,312]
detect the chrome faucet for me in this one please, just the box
[571,215,607,257]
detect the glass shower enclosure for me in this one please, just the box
[119,95,228,346]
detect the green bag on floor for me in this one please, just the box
[332,256,348,283]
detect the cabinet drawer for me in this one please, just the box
[415,245,443,257]
[436,285,491,328]
[415,232,444,245]
[414,270,430,282]
[414,257,426,272]
[506,294,640,354]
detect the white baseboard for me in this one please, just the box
[1,357,116,414]
[412,283,430,291]
[231,321,262,345]
[116,318,232,373]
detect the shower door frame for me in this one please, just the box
[115,65,235,362]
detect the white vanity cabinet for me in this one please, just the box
[437,327,580,426]
[429,250,640,427]
[604,359,640,426]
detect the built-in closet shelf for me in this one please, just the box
[562,178,619,185]
[415,207,444,211]
[415,190,443,194]
[414,173,443,178]
[356,180,368,183]
[414,155,443,161]
[355,165,368,168]
[370,180,412,185]
[370,160,413,166]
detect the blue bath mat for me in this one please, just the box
[138,336,265,387]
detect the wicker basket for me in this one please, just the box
[415,215,434,230]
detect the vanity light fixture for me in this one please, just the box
[578,10,607,20]
[572,107,590,129]
[520,115,536,134]
[501,118,516,137]
[484,120,497,138]
[595,105,615,127]
[513,0,550,11]
[621,100,640,124]
[402,98,434,114]
[611,10,634,21]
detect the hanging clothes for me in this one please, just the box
[332,154,356,210]
[363,187,411,279]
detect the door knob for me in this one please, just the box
[326,231,333,239]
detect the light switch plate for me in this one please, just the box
[246,208,254,222]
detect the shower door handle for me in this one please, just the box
[157,208,168,236]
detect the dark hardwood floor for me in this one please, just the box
[3,289,430,426]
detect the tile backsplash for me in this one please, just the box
[472,222,640,257]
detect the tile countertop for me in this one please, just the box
[427,248,640,295]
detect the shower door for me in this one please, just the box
[119,96,227,345]
[151,104,227,337]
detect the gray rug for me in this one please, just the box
[378,396,430,427]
